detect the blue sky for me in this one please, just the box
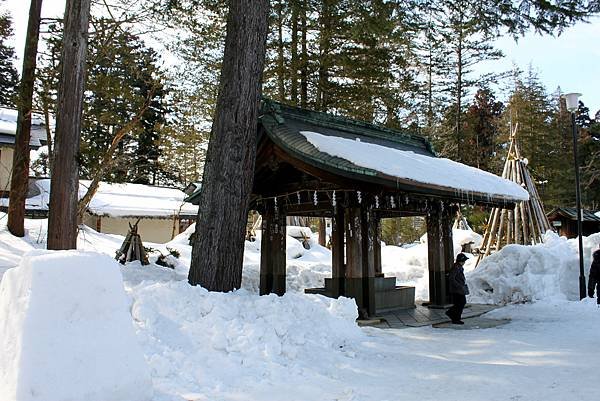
[3,1,599,116]
[479,17,600,116]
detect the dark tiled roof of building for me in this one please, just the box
[547,207,600,222]
[0,107,48,149]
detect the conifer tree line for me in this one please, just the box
[2,0,599,212]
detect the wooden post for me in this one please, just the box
[426,201,447,306]
[259,205,287,296]
[344,205,375,318]
[47,0,92,250]
[373,215,382,276]
[331,205,345,297]
[441,203,454,304]
[362,207,376,317]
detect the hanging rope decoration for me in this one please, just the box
[254,190,430,214]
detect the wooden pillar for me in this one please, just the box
[426,201,449,307]
[441,203,454,304]
[373,215,382,276]
[259,205,287,296]
[345,205,376,318]
[331,206,345,297]
[362,207,376,317]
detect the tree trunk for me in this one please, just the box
[455,17,463,162]
[7,0,42,237]
[318,217,326,247]
[276,0,285,101]
[317,0,331,111]
[47,0,91,250]
[290,0,299,105]
[300,0,308,108]
[188,0,269,292]
[42,92,53,175]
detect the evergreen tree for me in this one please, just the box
[0,11,18,107]
[577,101,600,209]
[461,88,504,172]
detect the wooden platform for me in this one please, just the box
[360,303,499,329]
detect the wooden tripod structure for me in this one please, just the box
[453,209,472,231]
[476,124,552,265]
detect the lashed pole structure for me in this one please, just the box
[477,124,552,265]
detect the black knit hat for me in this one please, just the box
[456,253,468,263]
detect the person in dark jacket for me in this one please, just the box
[445,253,469,324]
[588,249,600,304]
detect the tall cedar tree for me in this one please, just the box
[188,0,269,291]
[7,0,42,237]
[47,0,91,250]
[0,11,18,107]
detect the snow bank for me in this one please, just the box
[129,280,362,396]
[286,226,313,238]
[301,130,529,201]
[468,232,600,304]
[0,251,152,401]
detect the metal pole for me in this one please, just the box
[571,112,586,300]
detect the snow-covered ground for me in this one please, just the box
[1,212,600,401]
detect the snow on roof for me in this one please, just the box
[0,108,48,148]
[301,131,529,202]
[2,179,198,218]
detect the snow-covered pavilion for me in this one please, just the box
[189,100,529,318]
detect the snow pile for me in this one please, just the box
[0,250,152,401]
[301,130,529,201]
[381,228,480,300]
[129,280,362,396]
[1,178,198,218]
[468,232,600,304]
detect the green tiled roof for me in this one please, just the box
[261,99,435,155]
[259,99,437,180]
[186,100,523,206]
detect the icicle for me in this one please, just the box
[390,195,396,209]
[332,190,337,207]
[357,191,362,204]
[375,195,379,208]
[313,191,318,206]
[297,192,301,205]
[274,197,278,214]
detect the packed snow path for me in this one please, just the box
[1,214,600,401]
